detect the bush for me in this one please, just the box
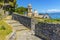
[0,25,6,30]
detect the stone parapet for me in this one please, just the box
[35,22,60,40]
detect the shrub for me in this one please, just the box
[0,25,6,30]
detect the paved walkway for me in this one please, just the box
[5,16,42,40]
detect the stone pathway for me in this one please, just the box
[5,16,42,40]
[5,20,28,31]
[16,30,41,40]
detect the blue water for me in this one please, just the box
[48,12,60,19]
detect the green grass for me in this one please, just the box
[34,17,60,24]
[0,20,12,40]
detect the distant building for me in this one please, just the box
[27,4,50,19]
[38,13,50,19]
[43,14,50,19]
[33,10,38,17]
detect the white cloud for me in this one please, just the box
[46,9,60,13]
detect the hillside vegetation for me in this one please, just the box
[35,17,60,24]
[0,20,12,40]
[15,6,28,15]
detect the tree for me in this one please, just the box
[15,6,28,15]
[0,0,4,8]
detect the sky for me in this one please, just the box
[17,0,60,13]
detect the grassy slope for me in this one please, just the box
[0,20,12,40]
[34,17,60,24]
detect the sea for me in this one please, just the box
[46,12,60,19]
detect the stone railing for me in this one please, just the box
[12,13,32,29]
[12,13,36,35]
[6,31,16,40]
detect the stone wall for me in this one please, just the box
[12,14,31,29]
[35,22,60,40]
[12,13,60,40]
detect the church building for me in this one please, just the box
[27,4,50,19]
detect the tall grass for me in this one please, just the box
[0,20,12,40]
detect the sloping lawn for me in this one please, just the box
[35,17,60,24]
[0,20,12,40]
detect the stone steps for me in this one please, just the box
[5,16,12,20]
[10,23,23,27]
[5,19,29,31]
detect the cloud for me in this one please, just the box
[46,9,60,13]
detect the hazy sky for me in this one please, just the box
[17,0,60,13]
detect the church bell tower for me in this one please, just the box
[28,4,32,17]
